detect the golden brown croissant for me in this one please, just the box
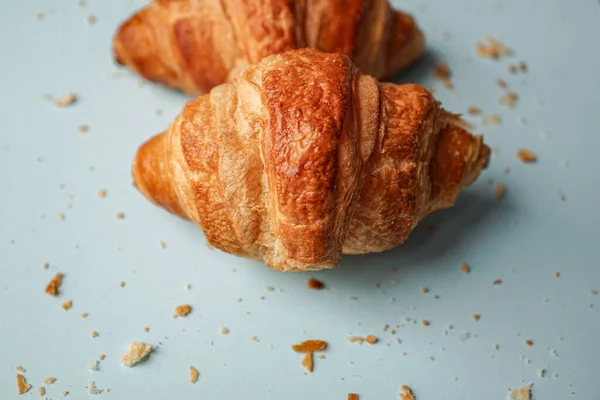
[132,49,490,271]
[113,0,424,94]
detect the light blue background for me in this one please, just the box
[1,0,599,398]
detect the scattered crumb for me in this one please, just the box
[473,314,481,321]
[42,93,52,101]
[494,344,500,350]
[189,366,199,384]
[317,354,325,359]
[58,212,65,221]
[86,15,96,24]
[120,281,126,288]
[519,61,528,73]
[292,340,327,352]
[496,78,508,89]
[36,12,44,20]
[88,380,103,395]
[251,336,260,342]
[120,342,152,367]
[525,340,534,346]
[159,240,166,249]
[220,327,230,335]
[175,304,192,317]
[421,287,429,294]
[495,184,506,199]
[81,313,89,318]
[434,63,453,89]
[99,354,105,361]
[43,262,49,269]
[91,331,99,338]
[116,212,125,219]
[348,336,364,344]
[517,149,537,163]
[382,324,389,332]
[301,351,314,372]
[509,385,532,400]
[538,369,546,378]
[493,279,503,285]
[422,320,430,326]
[78,124,89,133]
[500,92,519,108]
[44,377,56,384]
[508,64,518,74]
[482,114,502,125]
[476,36,512,59]
[461,264,470,274]
[400,385,415,400]
[144,327,150,333]
[307,278,325,290]
[53,93,77,107]
[97,189,107,198]
[45,272,63,296]
[16,374,31,394]
[264,286,274,291]
[390,329,396,335]
[348,394,359,400]
[460,332,471,341]
[37,386,45,396]
[467,107,482,116]
[15,366,25,373]
[555,272,560,278]
[89,360,99,371]
[62,391,69,396]
[62,300,73,310]
[348,296,358,301]
[365,335,378,344]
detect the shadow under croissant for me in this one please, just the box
[387,49,439,86]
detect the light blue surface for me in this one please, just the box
[1,0,599,398]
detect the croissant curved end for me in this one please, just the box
[132,132,188,219]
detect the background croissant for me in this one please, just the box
[113,0,424,95]
[132,49,490,271]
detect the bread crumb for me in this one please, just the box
[62,390,69,396]
[461,264,470,274]
[251,336,260,342]
[509,386,532,400]
[89,360,99,371]
[421,287,429,294]
[382,324,389,332]
[189,366,199,384]
[54,93,77,107]
[476,36,512,59]
[494,344,500,350]
[264,286,274,291]
[44,377,56,384]
[509,64,518,74]
[90,330,99,338]
[97,189,107,198]
[460,332,471,341]
[555,272,560,278]
[301,351,314,372]
[482,114,502,125]
[390,329,396,335]
[517,149,537,163]
[473,314,481,321]
[42,92,52,100]
[519,62,528,73]
[15,366,25,373]
[86,15,96,24]
[365,335,378,344]
[348,336,364,344]
[292,340,327,352]
[43,262,49,269]
[400,385,415,400]
[78,124,89,133]
[348,394,359,400]
[45,272,63,296]
[538,369,546,378]
[317,354,325,359]
[16,374,31,394]
[525,339,534,346]
[495,184,506,199]
[88,380,103,395]
[36,12,44,20]
[175,304,192,317]
[99,354,105,361]
[500,92,519,108]
[116,212,125,219]
[62,300,72,310]
[58,212,66,221]
[120,342,152,367]
[467,107,482,116]
[159,240,166,249]
[220,327,230,335]
[496,79,508,89]
[307,278,325,290]
[493,279,503,285]
[81,313,89,318]
[422,320,430,326]
[434,63,453,89]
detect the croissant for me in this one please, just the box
[132,49,490,271]
[113,0,424,95]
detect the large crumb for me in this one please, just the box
[189,366,199,384]
[365,335,378,344]
[473,314,481,321]
[16,374,31,394]
[476,36,512,59]
[422,320,430,326]
[517,149,537,163]
[525,340,534,346]
[15,366,25,373]
[482,114,502,125]
[45,272,63,296]
[220,327,230,335]
[53,93,77,107]
[495,184,506,199]
[175,304,192,317]
[348,336,364,344]
[292,340,327,352]
[301,352,314,372]
[509,386,532,400]
[307,278,325,290]
[88,380,103,395]
[348,394,359,400]
[38,386,45,396]
[44,377,56,384]
[62,300,73,310]
[120,342,152,367]
[500,92,519,108]
[400,385,415,400]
